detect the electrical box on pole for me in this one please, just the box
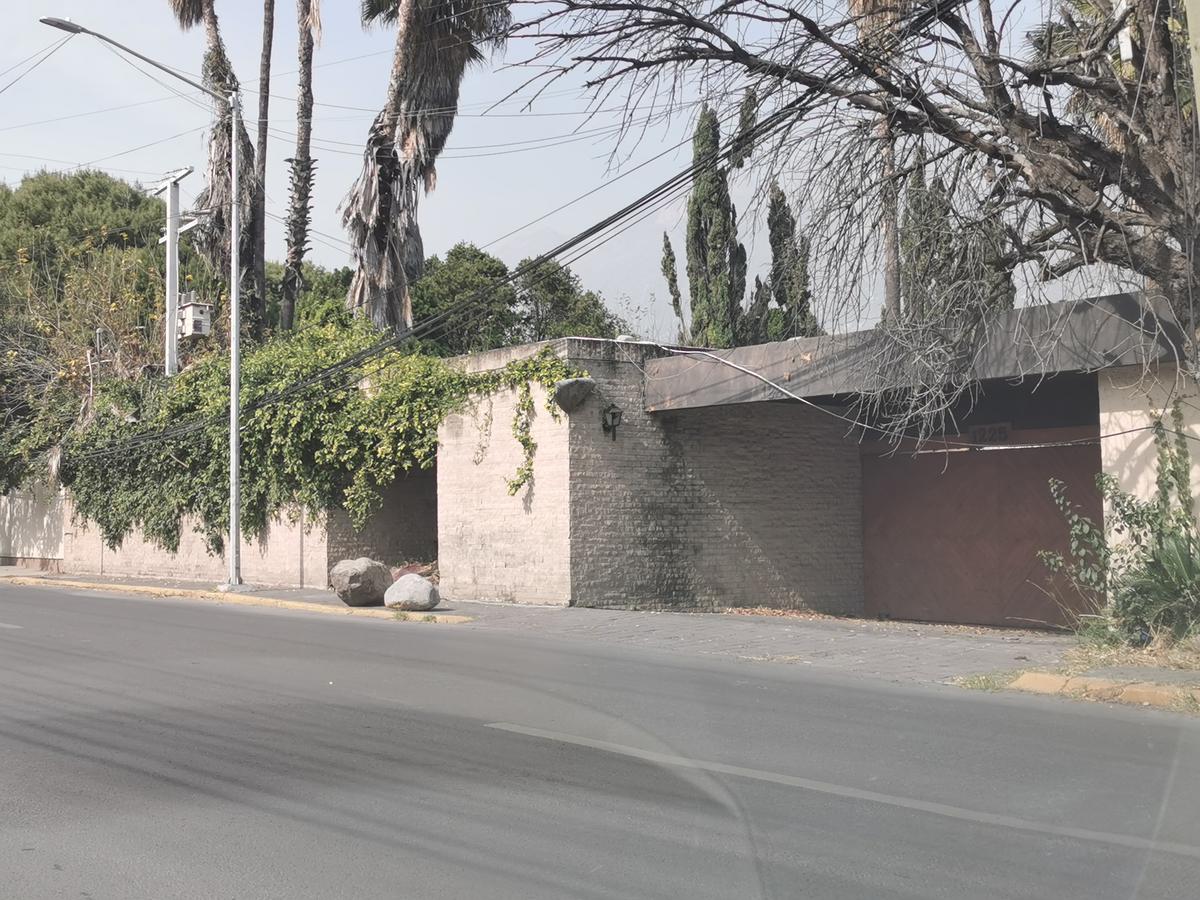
[178,291,214,337]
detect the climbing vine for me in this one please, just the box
[58,324,581,553]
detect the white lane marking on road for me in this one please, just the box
[0,622,23,629]
[486,722,1200,860]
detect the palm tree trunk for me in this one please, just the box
[282,0,318,332]
[343,0,421,331]
[252,0,274,335]
[880,119,902,318]
[384,0,421,331]
[850,0,907,320]
[193,1,256,329]
[342,0,506,333]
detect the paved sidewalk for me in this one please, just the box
[449,602,1070,683]
[0,569,343,603]
[0,569,1071,684]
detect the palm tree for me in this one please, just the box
[341,0,510,331]
[166,0,256,327]
[1026,1,1129,149]
[281,0,321,332]
[252,0,275,334]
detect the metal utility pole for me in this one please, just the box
[42,15,248,589]
[151,167,193,377]
[228,93,243,589]
[166,178,181,376]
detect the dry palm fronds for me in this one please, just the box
[341,1,510,332]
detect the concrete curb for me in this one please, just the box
[4,577,472,625]
[1011,671,1200,710]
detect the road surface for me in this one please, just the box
[1,584,1197,899]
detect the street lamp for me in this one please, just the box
[42,16,246,590]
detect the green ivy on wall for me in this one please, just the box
[58,324,581,554]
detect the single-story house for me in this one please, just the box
[436,292,1192,627]
[2,292,1191,628]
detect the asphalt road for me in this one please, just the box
[1,585,1198,899]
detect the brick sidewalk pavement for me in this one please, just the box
[447,602,1070,684]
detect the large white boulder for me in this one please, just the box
[329,557,391,607]
[384,574,440,612]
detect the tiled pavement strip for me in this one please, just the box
[451,603,1070,684]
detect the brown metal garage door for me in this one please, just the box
[862,434,1102,628]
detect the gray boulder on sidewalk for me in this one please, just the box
[385,574,440,611]
[329,558,391,607]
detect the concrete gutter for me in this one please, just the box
[1011,671,1200,712]
[2,576,471,624]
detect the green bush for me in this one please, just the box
[1115,531,1200,640]
[1041,403,1200,642]
[58,324,580,555]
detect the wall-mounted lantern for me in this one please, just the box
[602,404,623,440]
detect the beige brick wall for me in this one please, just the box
[434,338,864,613]
[1099,363,1200,517]
[566,341,864,613]
[58,467,436,588]
[437,347,572,605]
[326,469,438,568]
[62,495,328,587]
[1,484,64,565]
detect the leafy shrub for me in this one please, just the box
[1039,476,1109,613]
[1114,531,1200,640]
[1041,403,1200,642]
[58,324,580,554]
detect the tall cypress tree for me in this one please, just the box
[899,158,952,319]
[685,105,746,348]
[764,181,819,340]
[660,232,689,343]
[901,154,1014,318]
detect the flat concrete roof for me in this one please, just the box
[643,293,1187,412]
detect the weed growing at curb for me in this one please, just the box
[955,671,1019,692]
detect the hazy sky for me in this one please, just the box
[3,0,731,338]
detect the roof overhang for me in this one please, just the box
[643,293,1187,413]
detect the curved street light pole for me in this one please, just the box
[228,93,242,589]
[41,16,245,589]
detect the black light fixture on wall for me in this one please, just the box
[602,404,623,441]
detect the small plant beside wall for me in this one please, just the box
[1041,403,1200,645]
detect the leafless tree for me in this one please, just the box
[508,0,1199,436]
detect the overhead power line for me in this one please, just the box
[97,41,212,116]
[646,343,1196,453]
[65,89,810,462]
[58,0,976,464]
[0,151,164,178]
[70,126,208,172]
[0,95,188,134]
[0,35,73,97]
[0,37,68,79]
